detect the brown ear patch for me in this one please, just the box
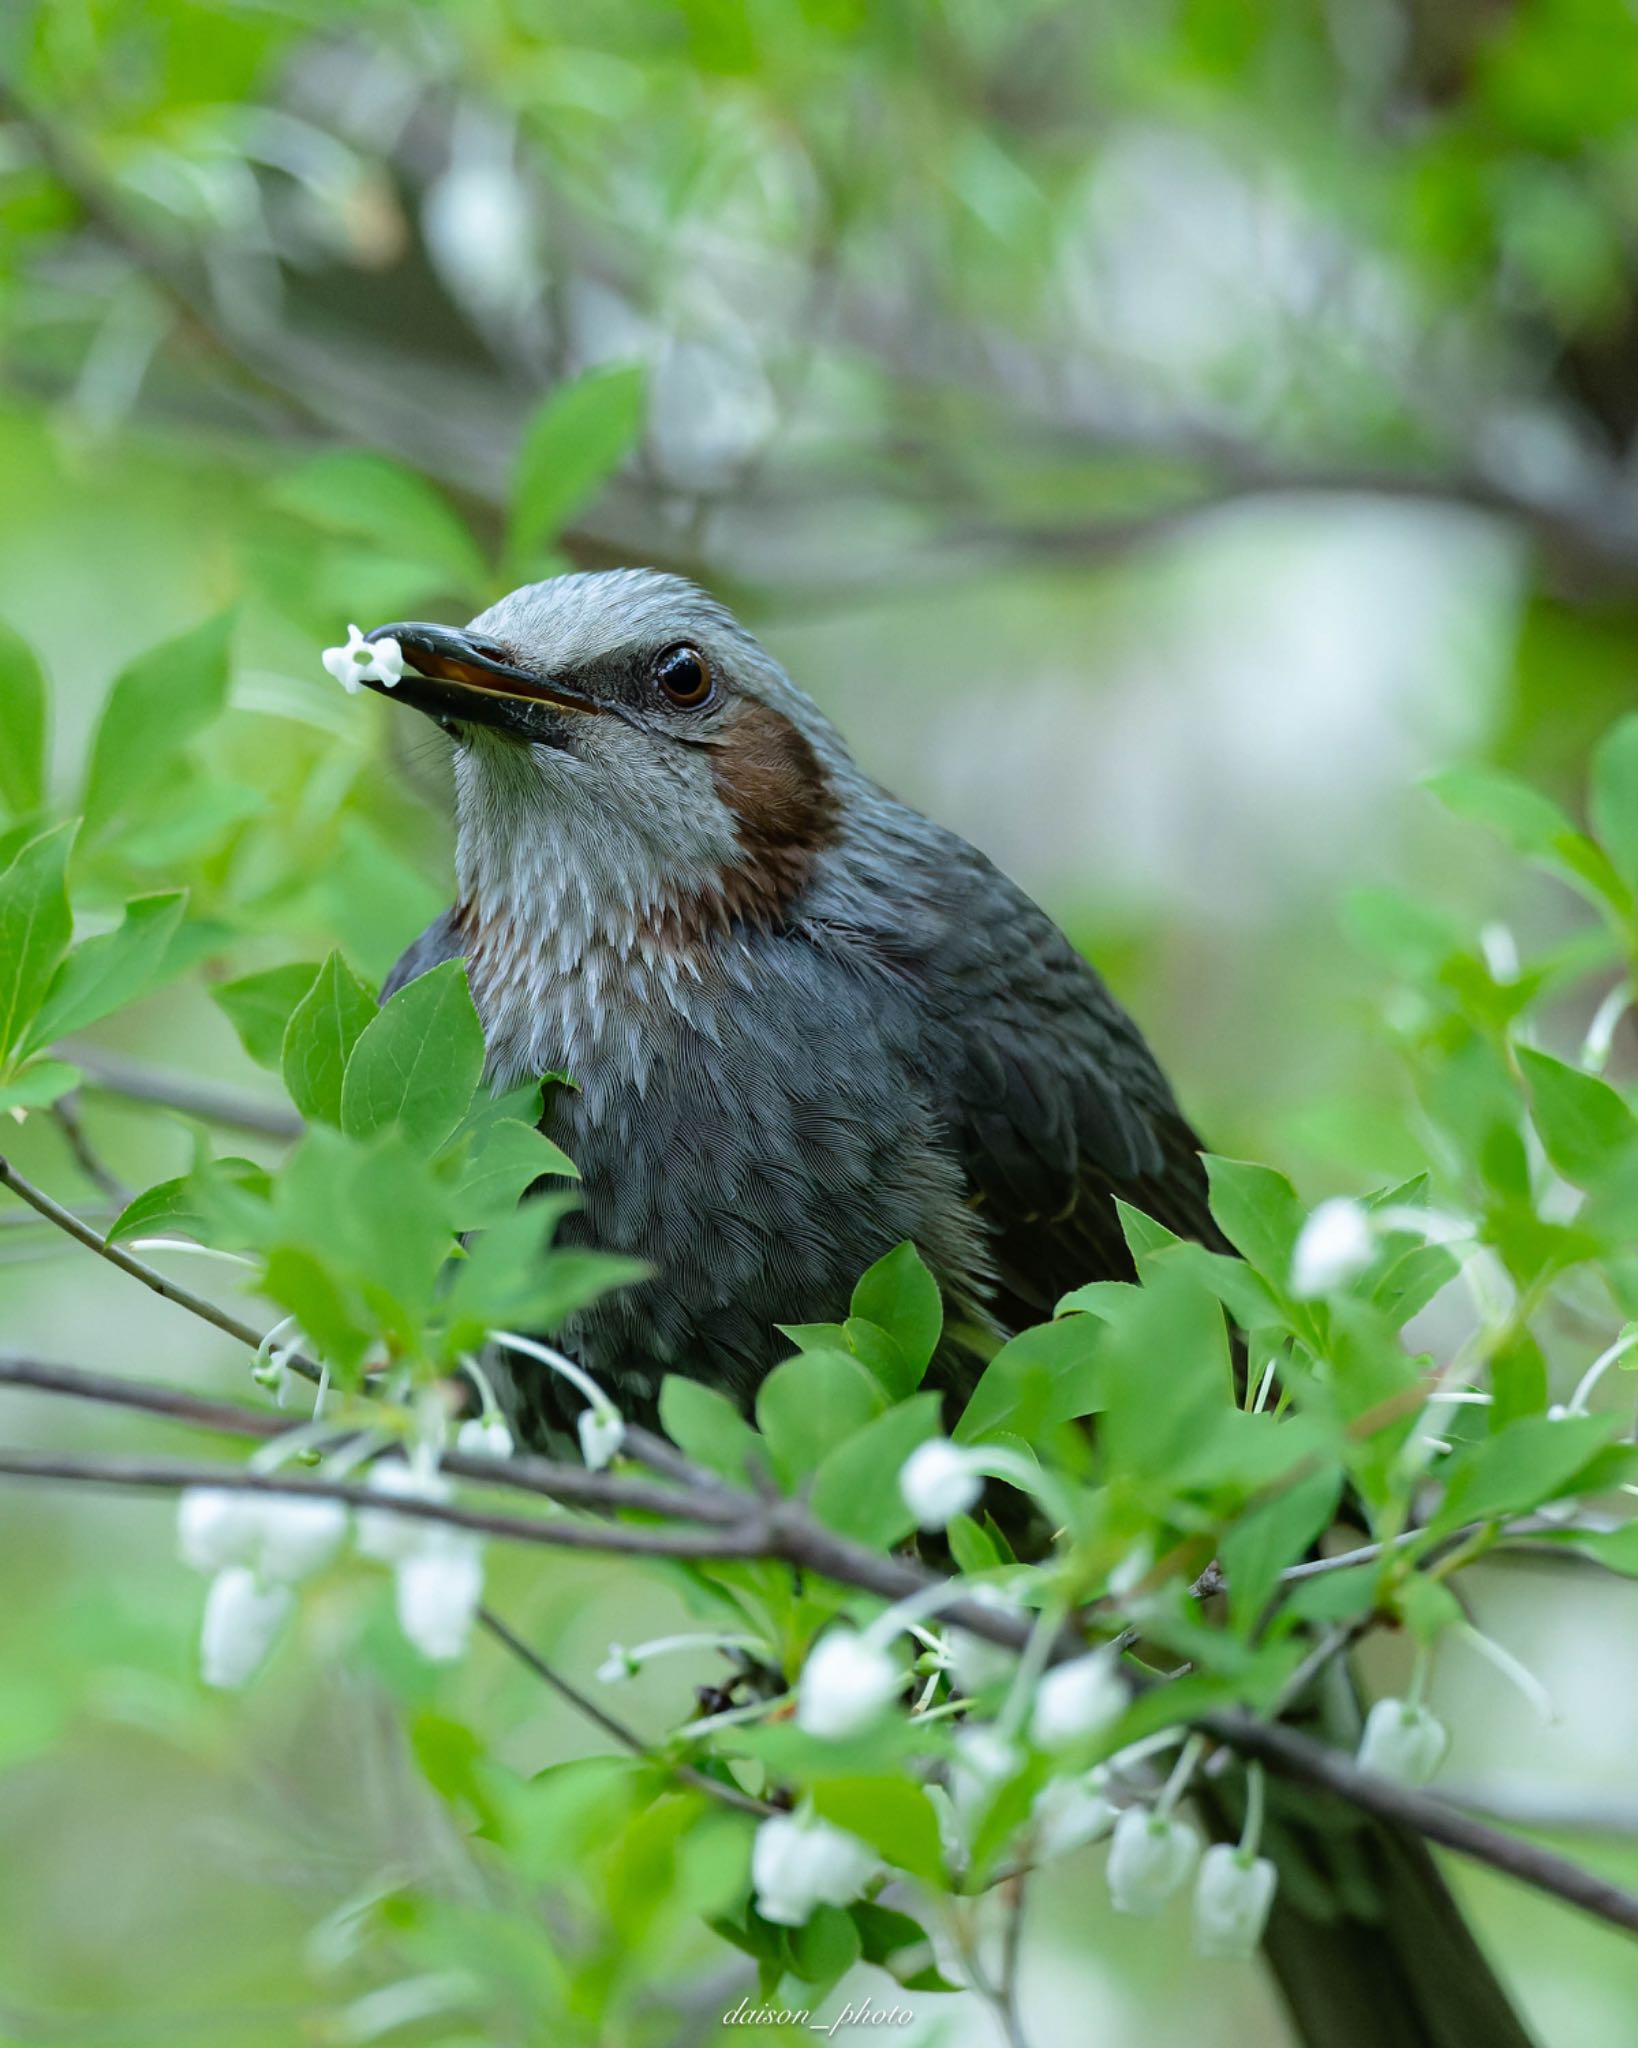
[704,700,838,930]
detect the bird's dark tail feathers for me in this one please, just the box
[1199,1761,1536,2048]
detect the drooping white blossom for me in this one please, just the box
[322,623,405,695]
[797,1627,901,1739]
[578,1403,625,1471]
[1030,1766,1117,1860]
[1357,1698,1449,1786]
[255,1493,349,1583]
[946,1584,1022,1693]
[1192,1843,1278,1959]
[455,1415,515,1460]
[200,1566,294,1690]
[178,1487,263,1574]
[898,1437,984,1530]
[395,1530,485,1662]
[1106,1807,1202,1915]
[356,1460,451,1563]
[1290,1197,1374,1298]
[1031,1650,1130,1751]
[751,1808,877,1926]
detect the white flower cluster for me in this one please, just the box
[321,623,405,695]
[751,1807,878,1926]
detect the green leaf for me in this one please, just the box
[23,892,187,1054]
[787,1904,861,1988]
[82,613,232,839]
[809,1776,944,1885]
[954,1314,1103,1445]
[447,1117,578,1231]
[281,951,376,1126]
[271,451,488,591]
[442,1200,642,1354]
[0,1058,79,1113]
[507,365,646,565]
[0,822,74,1064]
[1427,762,1630,915]
[808,1391,942,1549]
[754,1348,883,1485]
[841,1315,916,1402]
[659,1375,761,1483]
[1203,1156,1304,1282]
[340,959,485,1153]
[1432,1412,1616,1532]
[1568,1521,1638,1575]
[0,618,47,817]
[1221,1467,1343,1632]
[1517,1046,1637,1187]
[850,1241,942,1382]
[212,962,323,1069]
[1590,714,1638,900]
[107,1175,205,1244]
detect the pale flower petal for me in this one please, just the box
[899,1437,983,1530]
[796,1627,901,1740]
[357,1461,451,1563]
[178,1487,263,1574]
[1290,1197,1374,1299]
[1357,1698,1449,1786]
[200,1566,293,1689]
[1031,1651,1129,1751]
[751,1809,877,1926]
[255,1493,348,1583]
[578,1404,625,1471]
[1107,1807,1202,1914]
[1192,1843,1277,1959]
[395,1531,484,1661]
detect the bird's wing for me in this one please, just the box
[381,907,465,1002]
[881,837,1223,1328]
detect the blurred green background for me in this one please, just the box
[3,1,1638,2042]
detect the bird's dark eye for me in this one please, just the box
[652,643,713,708]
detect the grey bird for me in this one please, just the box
[360,568,1532,2048]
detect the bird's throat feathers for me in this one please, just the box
[450,702,840,1082]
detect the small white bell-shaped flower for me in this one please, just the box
[947,1584,1022,1693]
[1106,1806,1202,1915]
[200,1566,294,1690]
[796,1626,901,1739]
[255,1493,348,1584]
[178,1487,263,1573]
[455,1415,515,1460]
[357,1461,451,1563]
[395,1530,485,1662]
[1031,1650,1129,1751]
[751,1808,877,1926]
[898,1438,983,1530]
[1357,1698,1450,1785]
[321,624,405,695]
[1192,1842,1278,1959]
[1290,1197,1374,1298]
[1031,1766,1117,1860]
[578,1403,625,1471]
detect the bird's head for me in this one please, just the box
[360,570,850,940]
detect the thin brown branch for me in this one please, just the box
[477,1606,775,1819]
[50,1095,131,1206]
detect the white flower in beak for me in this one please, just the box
[322,623,405,695]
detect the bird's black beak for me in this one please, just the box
[362,621,605,739]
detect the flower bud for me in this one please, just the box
[357,1461,450,1564]
[456,1415,514,1460]
[796,1627,901,1739]
[255,1493,348,1584]
[597,1643,639,1685]
[578,1403,625,1471]
[1031,1651,1129,1751]
[395,1530,484,1662]
[751,1809,877,1926]
[200,1567,293,1689]
[898,1438,983,1530]
[178,1487,263,1574]
[1192,1842,1277,1958]
[1106,1806,1201,1915]
[1357,1698,1449,1786]
[1290,1197,1374,1298]
[1031,1766,1116,1860]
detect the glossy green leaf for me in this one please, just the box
[82,613,232,839]
[507,364,645,564]
[1203,1156,1304,1283]
[0,822,74,1064]
[850,1240,942,1380]
[1517,1046,1637,1187]
[754,1348,883,1484]
[23,892,187,1054]
[340,958,485,1153]
[212,961,323,1069]
[1432,1412,1616,1532]
[808,1391,941,1548]
[448,1116,578,1230]
[659,1375,761,1483]
[1221,1467,1343,1632]
[271,450,488,591]
[809,1776,944,1885]
[0,1058,79,1114]
[281,950,376,1126]
[954,1313,1103,1444]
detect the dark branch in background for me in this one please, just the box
[49,1095,130,1207]
[65,1045,303,1142]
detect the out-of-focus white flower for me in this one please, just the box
[899,1437,984,1530]
[357,1461,451,1563]
[797,1627,901,1739]
[1031,1651,1129,1751]
[395,1530,484,1662]
[1106,1806,1202,1915]
[178,1487,263,1573]
[1031,1766,1116,1860]
[200,1566,293,1689]
[1290,1197,1374,1298]
[455,1415,515,1460]
[596,1644,638,1685]
[944,1724,1021,1850]
[751,1808,877,1926]
[578,1403,625,1471]
[1193,1843,1278,1958]
[256,1493,348,1583]
[322,623,404,695]
[947,1584,1022,1692]
[1357,1699,1449,1785]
